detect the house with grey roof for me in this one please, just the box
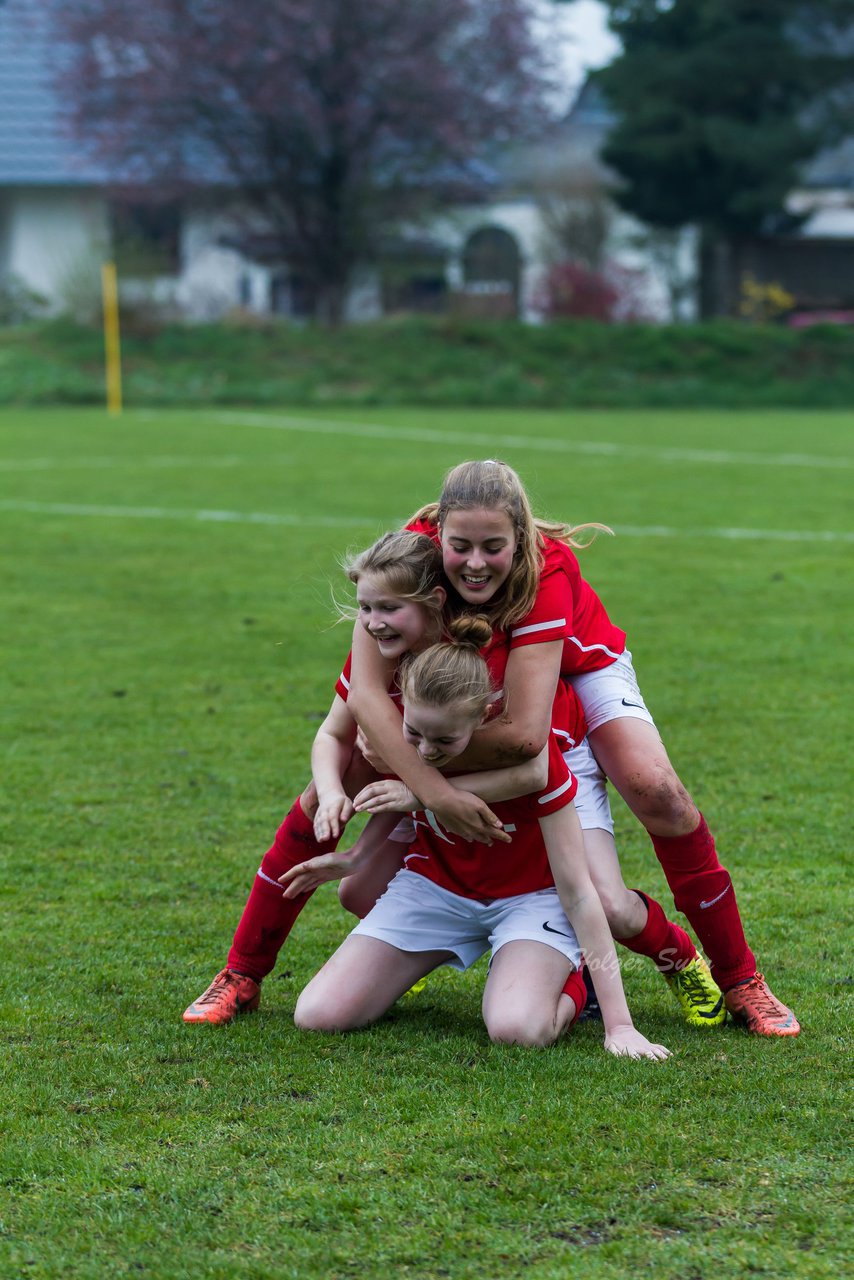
[0,2,111,312]
[1,1,851,324]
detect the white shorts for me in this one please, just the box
[563,738,614,835]
[570,649,657,734]
[352,868,582,972]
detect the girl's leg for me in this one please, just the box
[589,716,798,1034]
[295,935,450,1031]
[183,787,337,1024]
[582,827,724,1026]
[582,827,695,969]
[588,719,756,985]
[338,837,407,919]
[482,941,579,1047]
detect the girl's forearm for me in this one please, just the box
[541,806,635,1033]
[348,688,463,809]
[311,731,353,801]
[447,747,548,804]
[560,891,634,1032]
[446,716,542,770]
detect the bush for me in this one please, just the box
[535,261,656,323]
[0,274,49,326]
[1,315,853,407]
[535,261,619,322]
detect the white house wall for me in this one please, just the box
[3,187,109,309]
[433,198,697,322]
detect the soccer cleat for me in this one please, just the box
[183,968,261,1024]
[402,975,429,999]
[724,972,800,1037]
[664,953,726,1028]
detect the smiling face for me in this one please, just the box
[401,699,482,768]
[356,572,437,660]
[439,507,517,606]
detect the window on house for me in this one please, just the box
[270,271,316,319]
[111,201,181,277]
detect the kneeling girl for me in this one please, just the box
[292,617,670,1061]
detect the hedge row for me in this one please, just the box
[2,315,853,407]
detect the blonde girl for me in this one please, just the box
[291,618,670,1061]
[345,460,798,1038]
[184,530,529,1025]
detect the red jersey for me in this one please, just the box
[406,516,626,675]
[335,653,401,710]
[403,732,577,900]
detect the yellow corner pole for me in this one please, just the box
[101,261,123,415]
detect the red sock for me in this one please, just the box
[649,815,755,990]
[226,796,338,983]
[615,891,697,974]
[561,968,588,1026]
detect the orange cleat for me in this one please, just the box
[724,973,800,1037]
[183,969,261,1025]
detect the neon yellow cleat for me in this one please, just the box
[664,953,726,1028]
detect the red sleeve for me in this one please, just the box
[335,652,353,703]
[508,543,572,649]
[525,733,577,817]
[337,650,404,715]
[549,677,587,752]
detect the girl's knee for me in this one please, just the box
[338,879,376,919]
[486,1011,559,1048]
[624,765,695,827]
[294,989,356,1033]
[299,781,319,820]
[597,884,646,937]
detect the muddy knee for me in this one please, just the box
[624,767,695,829]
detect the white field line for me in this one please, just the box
[210,410,854,471]
[0,500,377,528]
[0,455,250,473]
[1,499,851,543]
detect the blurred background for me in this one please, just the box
[0,0,852,401]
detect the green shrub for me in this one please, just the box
[1,315,853,407]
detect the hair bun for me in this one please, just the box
[448,614,493,650]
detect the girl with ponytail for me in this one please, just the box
[345,459,798,1037]
[291,617,670,1060]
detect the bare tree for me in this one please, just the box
[54,0,554,322]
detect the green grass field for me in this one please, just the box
[2,406,852,1279]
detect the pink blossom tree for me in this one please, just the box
[54,0,553,322]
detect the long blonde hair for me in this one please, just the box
[411,459,611,631]
[399,615,494,722]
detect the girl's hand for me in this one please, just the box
[603,1025,671,1061]
[432,790,511,845]
[353,779,418,814]
[279,849,360,899]
[313,792,355,842]
[355,728,392,775]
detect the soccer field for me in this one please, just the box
[2,405,852,1279]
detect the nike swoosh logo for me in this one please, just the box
[700,884,732,909]
[621,697,645,709]
[543,920,575,940]
[697,998,725,1019]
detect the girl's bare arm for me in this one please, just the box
[539,805,671,1062]
[354,745,549,815]
[347,622,508,843]
[310,695,359,840]
[447,640,563,770]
